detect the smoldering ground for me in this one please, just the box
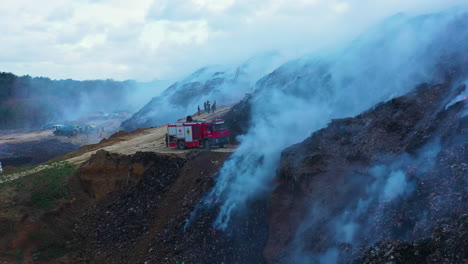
[207,7,468,232]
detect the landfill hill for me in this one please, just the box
[267,82,467,263]
[69,80,465,264]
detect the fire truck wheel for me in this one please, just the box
[178,141,186,149]
[203,140,211,150]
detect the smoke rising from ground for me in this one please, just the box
[207,6,468,230]
[287,138,449,263]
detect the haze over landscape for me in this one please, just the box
[0,1,467,264]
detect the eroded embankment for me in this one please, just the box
[70,149,267,264]
[0,149,234,263]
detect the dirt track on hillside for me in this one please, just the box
[64,106,235,165]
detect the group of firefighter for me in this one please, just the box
[198,100,216,115]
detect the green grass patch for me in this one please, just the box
[29,162,77,209]
[0,161,77,210]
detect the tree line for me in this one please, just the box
[0,72,137,129]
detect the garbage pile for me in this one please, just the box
[267,83,468,263]
[356,215,468,264]
[70,151,268,264]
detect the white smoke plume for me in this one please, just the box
[207,6,468,230]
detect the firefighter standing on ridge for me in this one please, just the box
[211,100,217,113]
[206,100,211,113]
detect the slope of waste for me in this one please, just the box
[70,150,244,264]
[357,215,468,264]
[121,52,285,131]
[267,83,467,263]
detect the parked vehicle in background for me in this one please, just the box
[53,125,79,137]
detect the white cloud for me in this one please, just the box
[332,2,350,14]
[139,20,214,51]
[0,0,465,81]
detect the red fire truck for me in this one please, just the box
[167,119,230,149]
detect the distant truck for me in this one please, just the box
[167,118,230,149]
[53,125,79,137]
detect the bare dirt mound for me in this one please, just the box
[78,150,147,200]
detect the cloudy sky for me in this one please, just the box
[0,0,463,81]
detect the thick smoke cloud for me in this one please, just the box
[207,6,468,230]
